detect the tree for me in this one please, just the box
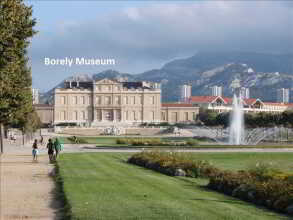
[0,0,36,153]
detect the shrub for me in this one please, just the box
[207,168,293,215]
[128,151,218,178]
[186,139,199,146]
[128,151,293,216]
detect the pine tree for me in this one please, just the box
[0,0,37,153]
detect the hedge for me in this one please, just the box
[128,151,293,216]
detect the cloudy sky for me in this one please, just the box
[26,1,293,92]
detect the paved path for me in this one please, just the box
[0,141,62,220]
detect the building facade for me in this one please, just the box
[34,104,54,125]
[211,86,222,96]
[161,103,199,123]
[188,96,291,113]
[54,78,161,126]
[277,88,290,103]
[179,84,192,102]
[32,88,39,104]
[240,87,250,99]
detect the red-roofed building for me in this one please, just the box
[188,96,291,113]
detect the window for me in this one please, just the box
[161,112,166,121]
[151,111,155,121]
[115,96,121,105]
[74,111,78,120]
[81,111,86,120]
[81,96,85,104]
[97,110,102,121]
[131,96,135,105]
[184,112,189,121]
[61,111,66,120]
[96,96,101,105]
[60,96,66,105]
[124,96,128,105]
[192,112,196,121]
[133,111,136,120]
[116,111,121,121]
[125,111,129,120]
[138,96,142,105]
[105,96,111,105]
[150,96,155,105]
[73,96,78,105]
[171,112,178,122]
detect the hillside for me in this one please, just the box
[42,51,293,103]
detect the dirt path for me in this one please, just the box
[0,142,62,220]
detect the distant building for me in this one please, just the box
[33,104,54,125]
[189,96,290,113]
[211,86,222,96]
[240,87,250,99]
[277,88,289,103]
[179,84,192,102]
[32,88,39,104]
[54,78,199,126]
[161,103,199,123]
[54,78,161,126]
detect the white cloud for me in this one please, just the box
[29,1,293,90]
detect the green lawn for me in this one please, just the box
[58,136,293,149]
[57,152,292,220]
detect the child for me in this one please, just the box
[47,139,54,163]
[32,139,39,161]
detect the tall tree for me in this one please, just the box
[0,0,36,153]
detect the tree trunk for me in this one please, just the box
[22,130,25,146]
[0,123,4,153]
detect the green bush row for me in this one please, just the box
[208,170,293,215]
[128,151,293,216]
[117,138,198,146]
[128,151,218,178]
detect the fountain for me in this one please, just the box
[229,95,245,145]
[188,94,288,145]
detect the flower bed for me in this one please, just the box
[128,151,219,178]
[208,170,293,215]
[117,138,198,147]
[128,151,293,216]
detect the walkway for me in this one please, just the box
[0,140,62,220]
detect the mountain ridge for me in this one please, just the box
[41,51,293,104]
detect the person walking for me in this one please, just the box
[40,135,44,145]
[32,139,39,161]
[47,139,54,163]
[54,138,61,160]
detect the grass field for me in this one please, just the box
[57,136,293,149]
[57,152,292,220]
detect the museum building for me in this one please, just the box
[53,78,199,126]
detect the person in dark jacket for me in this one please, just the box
[54,138,62,159]
[47,139,54,162]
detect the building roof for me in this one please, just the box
[188,95,293,107]
[188,96,220,103]
[263,102,288,106]
[162,103,194,107]
[122,82,146,89]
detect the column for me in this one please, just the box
[113,109,116,122]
